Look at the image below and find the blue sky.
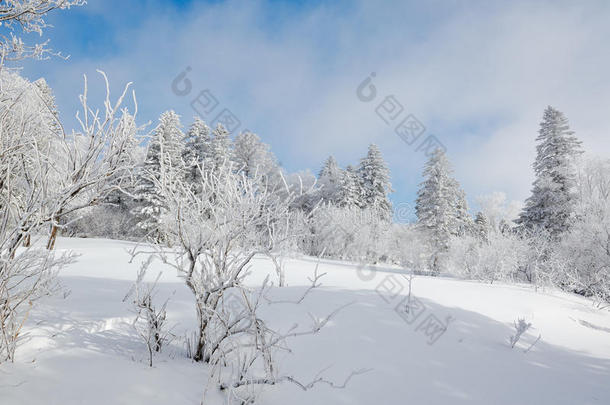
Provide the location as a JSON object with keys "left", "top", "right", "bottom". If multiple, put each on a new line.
{"left": 15, "top": 0, "right": 610, "bottom": 217}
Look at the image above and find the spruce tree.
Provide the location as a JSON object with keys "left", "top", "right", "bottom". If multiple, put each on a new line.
{"left": 318, "top": 156, "right": 343, "bottom": 204}
{"left": 208, "top": 123, "right": 233, "bottom": 171}
{"left": 133, "top": 111, "right": 184, "bottom": 241}
{"left": 455, "top": 188, "right": 474, "bottom": 236}
{"left": 416, "top": 149, "right": 455, "bottom": 252}
{"left": 498, "top": 219, "right": 511, "bottom": 235}
{"left": 474, "top": 211, "right": 490, "bottom": 242}
{"left": 182, "top": 117, "right": 211, "bottom": 189}
{"left": 156, "top": 110, "right": 184, "bottom": 171}
{"left": 515, "top": 106, "right": 582, "bottom": 238}
{"left": 337, "top": 164, "right": 361, "bottom": 208}
{"left": 357, "top": 144, "right": 392, "bottom": 218}
{"left": 33, "top": 78, "right": 62, "bottom": 138}
{"left": 416, "top": 149, "right": 470, "bottom": 272}
{"left": 233, "top": 131, "right": 277, "bottom": 180}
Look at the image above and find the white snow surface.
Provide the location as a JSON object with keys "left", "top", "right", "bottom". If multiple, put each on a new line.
{"left": 2, "top": 237, "right": 610, "bottom": 404}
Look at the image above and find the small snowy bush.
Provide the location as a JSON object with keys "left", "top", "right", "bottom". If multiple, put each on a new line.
{"left": 508, "top": 318, "right": 531, "bottom": 349}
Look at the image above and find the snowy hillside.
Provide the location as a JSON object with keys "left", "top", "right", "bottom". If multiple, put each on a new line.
{"left": 2, "top": 238, "right": 609, "bottom": 405}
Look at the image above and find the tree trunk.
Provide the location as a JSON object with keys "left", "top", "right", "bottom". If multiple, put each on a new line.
{"left": 23, "top": 234, "right": 31, "bottom": 248}
{"left": 47, "top": 223, "right": 59, "bottom": 250}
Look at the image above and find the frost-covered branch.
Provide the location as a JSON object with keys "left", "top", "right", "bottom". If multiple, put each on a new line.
{"left": 0, "top": 0, "right": 85, "bottom": 62}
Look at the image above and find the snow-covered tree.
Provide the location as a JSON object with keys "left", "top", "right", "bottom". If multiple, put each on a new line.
{"left": 1, "top": 70, "right": 140, "bottom": 361}
{"left": 182, "top": 117, "right": 211, "bottom": 191}
{"left": 66, "top": 110, "right": 144, "bottom": 240}
{"left": 156, "top": 110, "right": 184, "bottom": 170}
{"left": 498, "top": 219, "right": 512, "bottom": 235}
{"left": 307, "top": 203, "right": 391, "bottom": 262}
{"left": 448, "top": 230, "right": 527, "bottom": 283}
{"left": 415, "top": 149, "right": 470, "bottom": 273}
{"left": 0, "top": 0, "right": 85, "bottom": 61}
{"left": 33, "top": 78, "right": 62, "bottom": 138}
{"left": 133, "top": 111, "right": 184, "bottom": 241}
{"left": 553, "top": 158, "right": 610, "bottom": 303}
{"left": 233, "top": 131, "right": 278, "bottom": 180}
{"left": 337, "top": 165, "right": 361, "bottom": 208}
{"left": 476, "top": 191, "right": 522, "bottom": 232}
{"left": 455, "top": 188, "right": 473, "bottom": 236}
{"left": 516, "top": 106, "right": 582, "bottom": 238}
{"left": 135, "top": 154, "right": 359, "bottom": 399}
{"left": 318, "top": 156, "right": 343, "bottom": 204}
{"left": 357, "top": 144, "right": 392, "bottom": 218}
{"left": 207, "top": 123, "right": 233, "bottom": 173}
{"left": 474, "top": 211, "right": 490, "bottom": 242}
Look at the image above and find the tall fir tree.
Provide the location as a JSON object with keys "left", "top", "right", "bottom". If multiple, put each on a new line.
{"left": 208, "top": 123, "right": 233, "bottom": 172}
{"left": 337, "top": 164, "right": 361, "bottom": 208}
{"left": 515, "top": 106, "right": 582, "bottom": 238}
{"left": 233, "top": 131, "right": 277, "bottom": 180}
{"left": 33, "top": 78, "right": 62, "bottom": 138}
{"left": 357, "top": 144, "right": 393, "bottom": 218}
{"left": 455, "top": 188, "right": 474, "bottom": 236}
{"left": 416, "top": 149, "right": 470, "bottom": 271}
{"left": 156, "top": 110, "right": 184, "bottom": 171}
{"left": 182, "top": 117, "right": 211, "bottom": 189}
{"left": 133, "top": 110, "right": 184, "bottom": 241}
{"left": 318, "top": 156, "right": 343, "bottom": 204}
{"left": 416, "top": 149, "right": 454, "bottom": 251}
{"left": 474, "top": 211, "right": 490, "bottom": 242}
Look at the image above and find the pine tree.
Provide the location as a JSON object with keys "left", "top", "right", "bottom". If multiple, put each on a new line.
{"left": 133, "top": 111, "right": 184, "bottom": 241}
{"left": 515, "top": 106, "right": 582, "bottom": 238}
{"left": 337, "top": 165, "right": 361, "bottom": 208}
{"left": 357, "top": 144, "right": 392, "bottom": 218}
{"left": 103, "top": 111, "right": 140, "bottom": 208}
{"left": 182, "top": 117, "right": 211, "bottom": 189}
{"left": 416, "top": 149, "right": 454, "bottom": 252}
{"left": 156, "top": 110, "right": 184, "bottom": 171}
{"left": 498, "top": 219, "right": 511, "bottom": 235}
{"left": 208, "top": 123, "right": 233, "bottom": 172}
{"left": 416, "top": 149, "right": 470, "bottom": 272}
{"left": 33, "top": 78, "right": 62, "bottom": 138}
{"left": 455, "top": 188, "right": 474, "bottom": 236}
{"left": 233, "top": 131, "right": 277, "bottom": 180}
{"left": 318, "top": 156, "right": 343, "bottom": 204}
{"left": 474, "top": 211, "right": 490, "bottom": 242}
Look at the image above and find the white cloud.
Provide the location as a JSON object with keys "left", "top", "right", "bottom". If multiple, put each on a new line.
{"left": 25, "top": 0, "right": 610, "bottom": 207}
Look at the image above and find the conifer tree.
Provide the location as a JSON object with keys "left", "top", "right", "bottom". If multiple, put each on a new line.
{"left": 357, "top": 144, "right": 392, "bottom": 218}
{"left": 516, "top": 106, "right": 582, "bottom": 238}
{"left": 133, "top": 111, "right": 184, "bottom": 241}
{"left": 318, "top": 156, "right": 343, "bottom": 204}
{"left": 455, "top": 188, "right": 474, "bottom": 236}
{"left": 416, "top": 149, "right": 470, "bottom": 272}
{"left": 337, "top": 164, "right": 361, "bottom": 208}
{"left": 233, "top": 131, "right": 277, "bottom": 180}
{"left": 474, "top": 211, "right": 490, "bottom": 242}
{"left": 182, "top": 117, "right": 211, "bottom": 189}
{"left": 416, "top": 149, "right": 454, "bottom": 252}
{"left": 156, "top": 110, "right": 184, "bottom": 171}
{"left": 208, "top": 123, "right": 233, "bottom": 172}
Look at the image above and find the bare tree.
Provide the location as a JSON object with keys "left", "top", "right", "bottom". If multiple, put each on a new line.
{"left": 0, "top": 70, "right": 141, "bottom": 362}
{"left": 201, "top": 271, "right": 366, "bottom": 404}
{"left": 123, "top": 257, "right": 174, "bottom": 367}
{"left": 137, "top": 159, "right": 292, "bottom": 363}
{"left": 45, "top": 71, "right": 141, "bottom": 249}
{"left": 508, "top": 318, "right": 532, "bottom": 349}
{"left": 129, "top": 158, "right": 364, "bottom": 403}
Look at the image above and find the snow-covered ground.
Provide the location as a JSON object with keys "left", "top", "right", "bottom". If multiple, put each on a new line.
{"left": 2, "top": 237, "right": 610, "bottom": 404}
